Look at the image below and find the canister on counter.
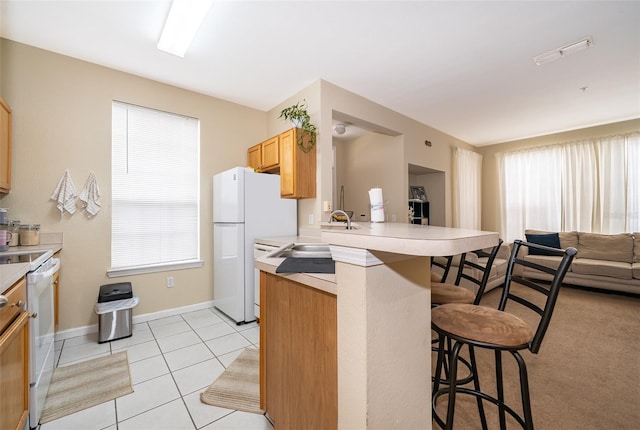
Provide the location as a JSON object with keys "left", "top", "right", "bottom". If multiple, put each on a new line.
{"left": 19, "top": 224, "right": 40, "bottom": 246}
{"left": 8, "top": 220, "right": 19, "bottom": 246}
{"left": 0, "top": 208, "right": 7, "bottom": 225}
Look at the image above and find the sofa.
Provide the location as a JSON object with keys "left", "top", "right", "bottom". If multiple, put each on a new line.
{"left": 431, "top": 243, "right": 512, "bottom": 295}
{"left": 520, "top": 229, "right": 640, "bottom": 295}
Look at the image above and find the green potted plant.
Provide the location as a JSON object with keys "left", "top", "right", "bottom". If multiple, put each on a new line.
{"left": 279, "top": 99, "right": 317, "bottom": 153}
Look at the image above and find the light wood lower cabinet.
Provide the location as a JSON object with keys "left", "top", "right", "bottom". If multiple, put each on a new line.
{"left": 260, "top": 272, "right": 337, "bottom": 430}
{"left": 53, "top": 251, "right": 61, "bottom": 332}
{"left": 0, "top": 311, "right": 29, "bottom": 430}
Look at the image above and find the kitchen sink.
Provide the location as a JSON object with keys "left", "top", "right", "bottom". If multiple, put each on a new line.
{"left": 267, "top": 243, "right": 332, "bottom": 259}
{"left": 320, "top": 222, "right": 363, "bottom": 230}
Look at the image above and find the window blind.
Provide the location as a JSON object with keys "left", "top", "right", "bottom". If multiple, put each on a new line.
{"left": 111, "top": 101, "right": 200, "bottom": 271}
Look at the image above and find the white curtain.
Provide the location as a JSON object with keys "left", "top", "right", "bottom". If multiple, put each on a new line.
{"left": 627, "top": 134, "right": 640, "bottom": 232}
{"left": 498, "top": 146, "right": 563, "bottom": 242}
{"left": 562, "top": 141, "right": 597, "bottom": 232}
{"left": 453, "top": 147, "right": 482, "bottom": 229}
{"left": 498, "top": 132, "right": 640, "bottom": 242}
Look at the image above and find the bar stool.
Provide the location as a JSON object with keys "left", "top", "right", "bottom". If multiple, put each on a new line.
{"left": 432, "top": 240, "right": 577, "bottom": 430}
{"left": 430, "top": 240, "right": 503, "bottom": 386}
{"left": 432, "top": 239, "right": 504, "bottom": 307}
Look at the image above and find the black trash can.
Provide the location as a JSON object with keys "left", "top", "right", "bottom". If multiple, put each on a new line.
{"left": 95, "top": 282, "right": 139, "bottom": 343}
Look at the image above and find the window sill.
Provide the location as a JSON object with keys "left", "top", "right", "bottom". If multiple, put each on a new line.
{"left": 107, "top": 260, "right": 204, "bottom": 278}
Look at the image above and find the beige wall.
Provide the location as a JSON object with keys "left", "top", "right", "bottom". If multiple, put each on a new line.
{"left": 263, "top": 79, "right": 476, "bottom": 230}
{"left": 264, "top": 81, "right": 322, "bottom": 228}
{"left": 335, "top": 132, "right": 404, "bottom": 222}
{"left": 272, "top": 80, "right": 475, "bottom": 231}
{"left": 1, "top": 39, "right": 480, "bottom": 333}
{"left": 477, "top": 118, "right": 640, "bottom": 235}
{"left": 0, "top": 39, "right": 267, "bottom": 332}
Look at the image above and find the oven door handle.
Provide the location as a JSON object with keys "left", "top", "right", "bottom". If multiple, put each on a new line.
{"left": 27, "top": 258, "right": 61, "bottom": 283}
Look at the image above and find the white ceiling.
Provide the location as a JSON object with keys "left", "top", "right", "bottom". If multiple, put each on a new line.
{"left": 1, "top": 1, "right": 639, "bottom": 146}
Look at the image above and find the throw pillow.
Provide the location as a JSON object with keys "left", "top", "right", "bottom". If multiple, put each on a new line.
{"left": 525, "top": 233, "right": 561, "bottom": 256}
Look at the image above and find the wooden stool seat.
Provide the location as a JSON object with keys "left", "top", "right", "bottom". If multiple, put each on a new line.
{"left": 431, "top": 283, "right": 475, "bottom": 305}
{"left": 431, "top": 303, "right": 534, "bottom": 348}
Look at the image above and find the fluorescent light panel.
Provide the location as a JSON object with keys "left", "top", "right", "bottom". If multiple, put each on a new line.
{"left": 533, "top": 36, "right": 593, "bottom": 66}
{"left": 157, "top": 0, "right": 214, "bottom": 57}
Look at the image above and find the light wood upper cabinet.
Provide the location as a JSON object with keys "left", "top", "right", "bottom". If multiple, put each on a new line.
{"left": 261, "top": 136, "right": 279, "bottom": 170}
{"left": 249, "top": 136, "right": 279, "bottom": 172}
{"left": 0, "top": 97, "right": 12, "bottom": 193}
{"left": 247, "top": 128, "right": 316, "bottom": 199}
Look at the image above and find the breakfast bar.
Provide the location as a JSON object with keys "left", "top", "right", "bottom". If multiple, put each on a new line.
{"left": 257, "top": 223, "right": 498, "bottom": 429}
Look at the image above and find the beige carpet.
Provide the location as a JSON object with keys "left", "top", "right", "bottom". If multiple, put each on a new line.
{"left": 40, "top": 351, "right": 133, "bottom": 424}
{"left": 200, "top": 347, "right": 264, "bottom": 414}
{"left": 433, "top": 285, "right": 640, "bottom": 429}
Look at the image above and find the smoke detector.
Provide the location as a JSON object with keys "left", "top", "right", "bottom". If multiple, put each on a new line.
{"left": 334, "top": 124, "right": 347, "bottom": 135}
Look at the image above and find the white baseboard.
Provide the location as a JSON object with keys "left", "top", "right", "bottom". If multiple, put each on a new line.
{"left": 55, "top": 300, "right": 216, "bottom": 341}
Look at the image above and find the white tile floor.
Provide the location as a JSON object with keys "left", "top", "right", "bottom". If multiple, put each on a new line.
{"left": 41, "top": 307, "right": 273, "bottom": 430}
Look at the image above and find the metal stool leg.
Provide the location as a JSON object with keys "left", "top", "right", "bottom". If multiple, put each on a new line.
{"left": 444, "top": 341, "right": 464, "bottom": 429}
{"left": 495, "top": 350, "right": 507, "bottom": 429}
{"left": 433, "top": 335, "right": 446, "bottom": 395}
{"left": 513, "top": 351, "right": 534, "bottom": 430}
{"left": 469, "top": 345, "right": 488, "bottom": 430}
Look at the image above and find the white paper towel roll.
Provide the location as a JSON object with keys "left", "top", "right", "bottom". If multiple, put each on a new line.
{"left": 369, "top": 188, "right": 385, "bottom": 222}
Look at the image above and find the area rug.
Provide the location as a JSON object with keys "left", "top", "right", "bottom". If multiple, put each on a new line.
{"left": 200, "top": 348, "right": 264, "bottom": 414}
{"left": 40, "top": 351, "right": 133, "bottom": 424}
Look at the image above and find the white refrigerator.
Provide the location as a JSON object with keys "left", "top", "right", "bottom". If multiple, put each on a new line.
{"left": 213, "top": 167, "right": 297, "bottom": 323}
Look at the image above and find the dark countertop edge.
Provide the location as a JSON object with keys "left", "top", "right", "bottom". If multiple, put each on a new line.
{"left": 255, "top": 257, "right": 337, "bottom": 296}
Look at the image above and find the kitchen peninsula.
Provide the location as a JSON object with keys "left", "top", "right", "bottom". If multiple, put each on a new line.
{"left": 256, "top": 223, "right": 498, "bottom": 429}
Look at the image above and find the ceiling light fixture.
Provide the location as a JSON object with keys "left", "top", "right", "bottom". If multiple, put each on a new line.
{"left": 157, "top": 0, "right": 214, "bottom": 58}
{"left": 533, "top": 36, "right": 593, "bottom": 66}
{"left": 334, "top": 124, "right": 347, "bottom": 135}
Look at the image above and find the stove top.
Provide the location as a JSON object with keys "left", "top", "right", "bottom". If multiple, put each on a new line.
{"left": 0, "top": 250, "right": 53, "bottom": 271}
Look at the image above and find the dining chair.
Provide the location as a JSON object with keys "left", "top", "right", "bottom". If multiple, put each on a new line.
{"left": 431, "top": 240, "right": 577, "bottom": 430}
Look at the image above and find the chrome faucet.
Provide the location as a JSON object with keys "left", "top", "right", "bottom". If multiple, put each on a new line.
{"left": 329, "top": 209, "right": 352, "bottom": 230}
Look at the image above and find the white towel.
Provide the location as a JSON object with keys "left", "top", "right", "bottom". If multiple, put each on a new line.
{"left": 79, "top": 171, "right": 101, "bottom": 218}
{"left": 50, "top": 169, "right": 78, "bottom": 216}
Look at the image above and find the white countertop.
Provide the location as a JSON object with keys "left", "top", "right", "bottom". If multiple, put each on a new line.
{"left": 254, "top": 234, "right": 325, "bottom": 248}
{"left": 0, "top": 242, "right": 63, "bottom": 293}
{"left": 321, "top": 222, "right": 499, "bottom": 256}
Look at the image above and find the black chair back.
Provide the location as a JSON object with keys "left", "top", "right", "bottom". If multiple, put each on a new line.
{"left": 431, "top": 255, "right": 454, "bottom": 283}
{"left": 500, "top": 239, "right": 577, "bottom": 354}
{"left": 455, "top": 239, "right": 504, "bottom": 304}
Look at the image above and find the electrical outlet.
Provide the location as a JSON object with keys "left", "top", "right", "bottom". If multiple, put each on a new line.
{"left": 391, "top": 214, "right": 397, "bottom": 222}
{"left": 308, "top": 214, "right": 314, "bottom": 225}
{"left": 166, "top": 276, "right": 174, "bottom": 288}
{"left": 323, "top": 201, "right": 332, "bottom": 212}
